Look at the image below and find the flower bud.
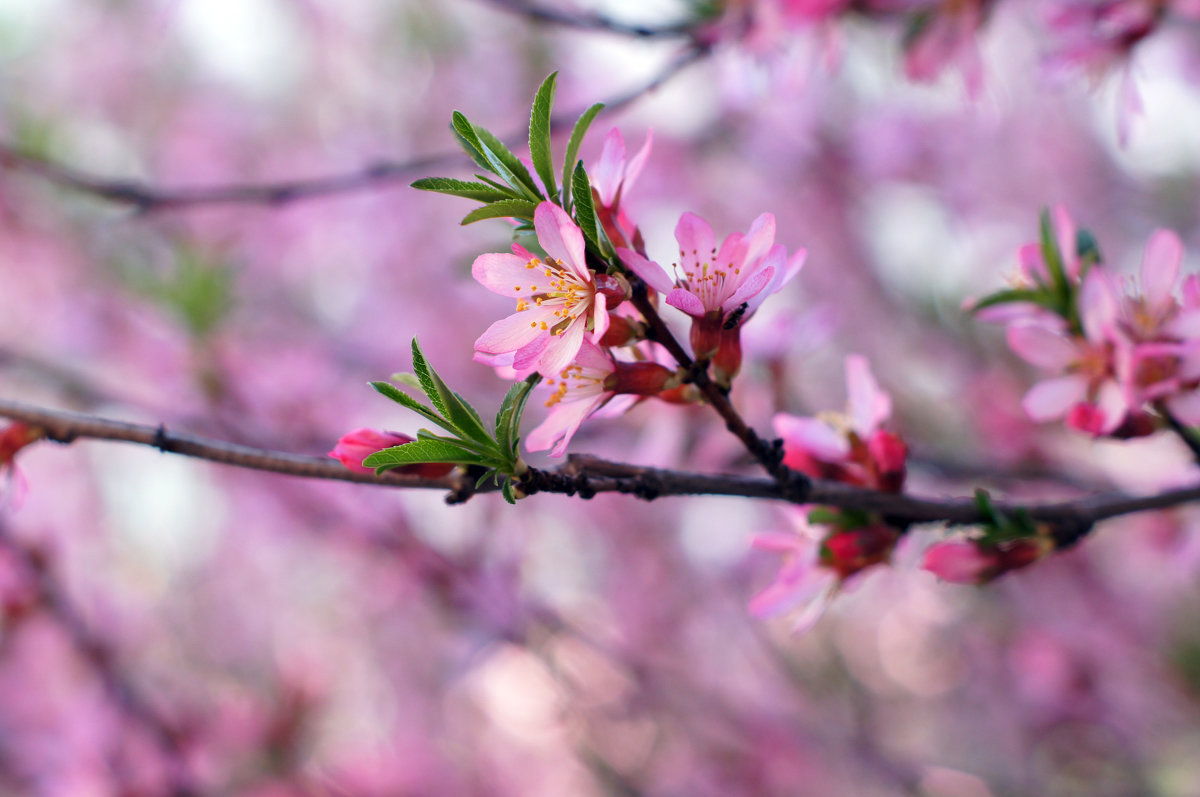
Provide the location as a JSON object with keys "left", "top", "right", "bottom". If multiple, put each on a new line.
{"left": 604, "top": 362, "right": 678, "bottom": 397}
{"left": 921, "top": 541, "right": 999, "bottom": 584}
{"left": 0, "top": 423, "right": 43, "bottom": 467}
{"left": 598, "top": 313, "right": 644, "bottom": 348}
{"left": 867, "top": 429, "right": 907, "bottom": 492}
{"left": 329, "top": 428, "right": 453, "bottom": 478}
{"left": 821, "top": 524, "right": 898, "bottom": 579}
{"left": 690, "top": 313, "right": 724, "bottom": 361}
{"left": 593, "top": 273, "right": 630, "bottom": 306}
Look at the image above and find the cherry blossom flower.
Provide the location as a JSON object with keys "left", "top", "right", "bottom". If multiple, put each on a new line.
{"left": 772, "top": 355, "right": 907, "bottom": 491}
{"left": 1007, "top": 228, "right": 1200, "bottom": 433}
{"left": 473, "top": 202, "right": 615, "bottom": 378}
{"left": 525, "top": 340, "right": 677, "bottom": 457}
{"left": 329, "top": 428, "right": 453, "bottom": 477}
{"left": 619, "top": 212, "right": 805, "bottom": 384}
{"left": 750, "top": 510, "right": 898, "bottom": 633}
{"left": 592, "top": 128, "right": 653, "bottom": 249}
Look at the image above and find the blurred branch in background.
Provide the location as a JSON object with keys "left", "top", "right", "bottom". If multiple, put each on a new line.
{"left": 0, "top": 44, "right": 709, "bottom": 213}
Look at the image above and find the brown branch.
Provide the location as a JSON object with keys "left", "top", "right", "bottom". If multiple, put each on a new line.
{"left": 477, "top": 0, "right": 706, "bottom": 38}
{"left": 0, "top": 45, "right": 710, "bottom": 212}
{"left": 3, "top": 398, "right": 1197, "bottom": 533}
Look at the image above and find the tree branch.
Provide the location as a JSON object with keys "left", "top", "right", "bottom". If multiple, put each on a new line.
{"left": 0, "top": 44, "right": 710, "bottom": 213}
{"left": 477, "top": 0, "right": 706, "bottom": 38}
{"left": 3, "top": 398, "right": 1195, "bottom": 533}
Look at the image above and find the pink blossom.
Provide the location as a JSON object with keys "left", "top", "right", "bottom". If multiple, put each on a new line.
{"left": 973, "top": 205, "right": 1081, "bottom": 325}
{"left": 592, "top": 128, "right": 652, "bottom": 211}
{"left": 618, "top": 212, "right": 805, "bottom": 384}
{"left": 772, "top": 355, "right": 908, "bottom": 490}
{"left": 328, "top": 428, "right": 453, "bottom": 477}
{"left": 748, "top": 512, "right": 838, "bottom": 633}
{"left": 524, "top": 340, "right": 676, "bottom": 457}
{"left": 902, "top": 0, "right": 986, "bottom": 98}
{"left": 472, "top": 202, "right": 610, "bottom": 378}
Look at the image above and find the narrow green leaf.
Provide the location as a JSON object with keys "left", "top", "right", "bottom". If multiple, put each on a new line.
{"left": 501, "top": 479, "right": 517, "bottom": 504}
{"left": 1038, "top": 208, "right": 1068, "bottom": 297}
{"left": 370, "top": 381, "right": 441, "bottom": 425}
{"left": 968, "top": 288, "right": 1059, "bottom": 315}
{"left": 411, "top": 339, "right": 494, "bottom": 447}
{"left": 410, "top": 339, "right": 451, "bottom": 421}
{"left": 461, "top": 200, "right": 538, "bottom": 226}
{"left": 475, "top": 125, "right": 543, "bottom": 200}
{"left": 571, "top": 162, "right": 603, "bottom": 250}
{"left": 451, "top": 111, "right": 492, "bottom": 171}
{"left": 475, "top": 174, "right": 512, "bottom": 193}
{"left": 411, "top": 176, "right": 517, "bottom": 202}
{"left": 562, "top": 103, "right": 603, "bottom": 209}
{"left": 366, "top": 438, "right": 484, "bottom": 471}
{"left": 529, "top": 72, "right": 558, "bottom": 200}
{"left": 502, "top": 375, "right": 539, "bottom": 460}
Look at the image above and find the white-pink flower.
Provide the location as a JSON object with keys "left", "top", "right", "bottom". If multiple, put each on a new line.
{"left": 618, "top": 211, "right": 806, "bottom": 325}
{"left": 473, "top": 202, "right": 609, "bottom": 378}
{"left": 748, "top": 510, "right": 838, "bottom": 633}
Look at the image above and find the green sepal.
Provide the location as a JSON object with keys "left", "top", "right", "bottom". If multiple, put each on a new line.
{"left": 529, "top": 72, "right": 558, "bottom": 201}
{"left": 411, "top": 177, "right": 518, "bottom": 202}
{"left": 807, "top": 507, "right": 842, "bottom": 527}
{"left": 461, "top": 200, "right": 539, "bottom": 226}
{"left": 562, "top": 103, "right": 603, "bottom": 210}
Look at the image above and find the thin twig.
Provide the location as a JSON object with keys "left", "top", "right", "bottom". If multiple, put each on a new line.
{"left": 478, "top": 0, "right": 705, "bottom": 38}
{"left": 3, "top": 398, "right": 1196, "bottom": 531}
{"left": 0, "top": 45, "right": 710, "bottom": 213}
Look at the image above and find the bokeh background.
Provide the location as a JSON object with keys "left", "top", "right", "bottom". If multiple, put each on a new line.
{"left": 4, "top": 0, "right": 1200, "bottom": 794}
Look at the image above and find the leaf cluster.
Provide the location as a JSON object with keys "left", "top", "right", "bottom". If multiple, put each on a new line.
{"left": 365, "top": 339, "right": 538, "bottom": 503}
{"left": 970, "top": 208, "right": 1102, "bottom": 335}
{"left": 411, "top": 71, "right": 610, "bottom": 257}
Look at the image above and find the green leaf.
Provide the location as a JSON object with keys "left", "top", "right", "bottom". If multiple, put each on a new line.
{"left": 562, "top": 103, "right": 603, "bottom": 209}
{"left": 500, "top": 479, "right": 517, "bottom": 504}
{"left": 571, "top": 162, "right": 603, "bottom": 250}
{"left": 365, "top": 438, "right": 484, "bottom": 472}
{"left": 370, "top": 381, "right": 442, "bottom": 426}
{"left": 411, "top": 177, "right": 518, "bottom": 202}
{"left": 1038, "top": 208, "right": 1068, "bottom": 297}
{"left": 496, "top": 375, "right": 539, "bottom": 460}
{"left": 461, "top": 200, "right": 538, "bottom": 226}
{"left": 475, "top": 125, "right": 543, "bottom": 200}
{"left": 410, "top": 339, "right": 493, "bottom": 447}
{"left": 968, "top": 288, "right": 1059, "bottom": 315}
{"left": 529, "top": 72, "right": 558, "bottom": 201}
{"left": 451, "top": 112, "right": 493, "bottom": 172}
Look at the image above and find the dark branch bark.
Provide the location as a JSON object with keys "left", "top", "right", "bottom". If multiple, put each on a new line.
{"left": 2, "top": 398, "right": 1194, "bottom": 531}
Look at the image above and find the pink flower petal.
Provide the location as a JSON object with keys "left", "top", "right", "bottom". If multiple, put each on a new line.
{"left": 525, "top": 393, "right": 606, "bottom": 456}
{"left": 624, "top": 129, "right": 653, "bottom": 194}
{"left": 666, "top": 287, "right": 707, "bottom": 317}
{"left": 472, "top": 252, "right": 557, "bottom": 297}
{"left": 742, "top": 212, "right": 777, "bottom": 266}
{"left": 534, "top": 202, "right": 588, "bottom": 280}
{"left": 722, "top": 265, "right": 775, "bottom": 314}
{"left": 1167, "top": 390, "right": 1200, "bottom": 426}
{"left": 1080, "top": 269, "right": 1119, "bottom": 342}
{"left": 675, "top": 212, "right": 716, "bottom": 270}
{"left": 773, "top": 414, "right": 851, "bottom": 460}
{"left": 618, "top": 248, "right": 675, "bottom": 294}
{"left": 593, "top": 128, "right": 626, "bottom": 206}
{"left": 536, "top": 317, "right": 588, "bottom": 377}
{"left": 1141, "top": 229, "right": 1183, "bottom": 312}
{"left": 1022, "top": 375, "right": 1087, "bottom": 421}
{"left": 590, "top": 292, "right": 610, "bottom": 343}
{"left": 475, "top": 310, "right": 553, "bottom": 354}
{"left": 845, "top": 354, "right": 891, "bottom": 438}
{"left": 1006, "top": 321, "right": 1076, "bottom": 370}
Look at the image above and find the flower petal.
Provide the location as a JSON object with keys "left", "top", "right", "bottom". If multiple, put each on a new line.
{"left": 1006, "top": 321, "right": 1076, "bottom": 370}
{"left": 1080, "top": 270, "right": 1119, "bottom": 342}
{"left": 1141, "top": 229, "right": 1183, "bottom": 312}
{"left": 593, "top": 128, "right": 626, "bottom": 207}
{"left": 536, "top": 317, "right": 587, "bottom": 377}
{"left": 618, "top": 248, "right": 675, "bottom": 294}
{"left": 475, "top": 310, "right": 553, "bottom": 354}
{"left": 1022, "top": 375, "right": 1087, "bottom": 421}
{"left": 666, "top": 288, "right": 707, "bottom": 317}
{"left": 472, "top": 252, "right": 557, "bottom": 297}
{"left": 773, "top": 414, "right": 851, "bottom": 461}
{"left": 845, "top": 355, "right": 891, "bottom": 437}
{"left": 534, "top": 202, "right": 589, "bottom": 279}
{"left": 525, "top": 394, "right": 606, "bottom": 456}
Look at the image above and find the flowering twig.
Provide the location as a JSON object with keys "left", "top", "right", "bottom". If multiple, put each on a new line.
{"left": 4, "top": 399, "right": 1198, "bottom": 535}
{"left": 0, "top": 45, "right": 709, "bottom": 213}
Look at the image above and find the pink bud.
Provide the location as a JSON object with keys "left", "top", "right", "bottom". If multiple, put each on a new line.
{"left": 604, "top": 361, "right": 678, "bottom": 397}
{"left": 328, "top": 428, "right": 453, "bottom": 477}
{"left": 867, "top": 429, "right": 907, "bottom": 492}
{"left": 921, "top": 541, "right": 999, "bottom": 584}
{"left": 822, "top": 524, "right": 898, "bottom": 579}
{"left": 0, "top": 423, "right": 42, "bottom": 467}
